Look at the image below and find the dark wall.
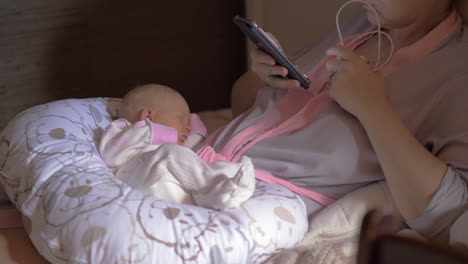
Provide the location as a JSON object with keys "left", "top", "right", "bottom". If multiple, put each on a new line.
{"left": 0, "top": 1, "right": 246, "bottom": 130}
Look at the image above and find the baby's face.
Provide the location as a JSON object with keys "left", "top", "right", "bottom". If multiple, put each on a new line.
{"left": 152, "top": 109, "right": 190, "bottom": 144}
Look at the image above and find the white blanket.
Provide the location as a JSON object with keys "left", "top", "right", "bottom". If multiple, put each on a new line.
{"left": 263, "top": 181, "right": 402, "bottom": 264}
{"left": 99, "top": 118, "right": 256, "bottom": 210}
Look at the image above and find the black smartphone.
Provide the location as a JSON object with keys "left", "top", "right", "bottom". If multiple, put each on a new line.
{"left": 233, "top": 15, "right": 310, "bottom": 89}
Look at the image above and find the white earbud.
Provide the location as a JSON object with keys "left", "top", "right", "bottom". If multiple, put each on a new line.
{"left": 336, "top": 0, "right": 394, "bottom": 71}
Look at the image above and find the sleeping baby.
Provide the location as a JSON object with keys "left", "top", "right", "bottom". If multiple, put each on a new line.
{"left": 99, "top": 84, "right": 255, "bottom": 210}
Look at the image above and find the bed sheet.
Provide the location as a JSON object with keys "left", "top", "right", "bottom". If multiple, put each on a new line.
{"left": 0, "top": 98, "right": 308, "bottom": 264}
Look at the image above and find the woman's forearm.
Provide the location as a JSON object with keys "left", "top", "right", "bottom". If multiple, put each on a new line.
{"left": 358, "top": 102, "right": 447, "bottom": 221}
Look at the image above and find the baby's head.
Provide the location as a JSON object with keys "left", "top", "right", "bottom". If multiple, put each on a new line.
{"left": 119, "top": 84, "right": 190, "bottom": 143}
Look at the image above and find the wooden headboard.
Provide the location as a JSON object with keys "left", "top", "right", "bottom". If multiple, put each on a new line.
{"left": 0, "top": 1, "right": 246, "bottom": 130}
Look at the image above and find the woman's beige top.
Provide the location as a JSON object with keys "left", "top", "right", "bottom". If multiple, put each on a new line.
{"left": 210, "top": 12, "right": 468, "bottom": 238}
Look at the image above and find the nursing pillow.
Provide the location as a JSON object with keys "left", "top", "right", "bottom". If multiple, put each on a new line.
{"left": 0, "top": 98, "right": 308, "bottom": 264}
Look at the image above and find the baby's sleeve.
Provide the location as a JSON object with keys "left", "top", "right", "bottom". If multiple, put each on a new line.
{"left": 188, "top": 113, "right": 207, "bottom": 137}
{"left": 98, "top": 119, "right": 155, "bottom": 169}
{"left": 183, "top": 114, "right": 207, "bottom": 149}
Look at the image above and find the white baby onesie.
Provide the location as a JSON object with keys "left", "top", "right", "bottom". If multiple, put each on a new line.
{"left": 99, "top": 118, "right": 255, "bottom": 210}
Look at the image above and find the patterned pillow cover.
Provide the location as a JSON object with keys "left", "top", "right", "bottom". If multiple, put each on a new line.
{"left": 0, "top": 98, "right": 308, "bottom": 264}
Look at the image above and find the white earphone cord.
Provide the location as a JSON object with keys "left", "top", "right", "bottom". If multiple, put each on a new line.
{"left": 336, "top": 0, "right": 394, "bottom": 71}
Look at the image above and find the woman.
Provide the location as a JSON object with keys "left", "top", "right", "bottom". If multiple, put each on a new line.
{"left": 205, "top": 0, "right": 468, "bottom": 239}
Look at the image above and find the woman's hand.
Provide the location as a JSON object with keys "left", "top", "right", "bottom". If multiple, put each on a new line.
{"left": 325, "top": 46, "right": 388, "bottom": 120}
{"left": 250, "top": 33, "right": 301, "bottom": 89}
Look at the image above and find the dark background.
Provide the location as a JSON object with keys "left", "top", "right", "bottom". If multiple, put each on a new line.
{"left": 0, "top": 0, "right": 246, "bottom": 130}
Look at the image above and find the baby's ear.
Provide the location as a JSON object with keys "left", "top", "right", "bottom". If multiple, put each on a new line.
{"left": 139, "top": 108, "right": 153, "bottom": 121}
{"left": 114, "top": 105, "right": 123, "bottom": 120}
